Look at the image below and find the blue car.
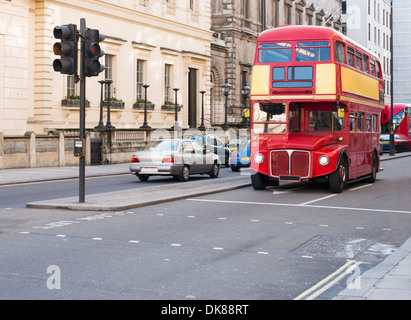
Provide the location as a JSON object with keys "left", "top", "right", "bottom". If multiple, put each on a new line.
{"left": 230, "top": 138, "right": 250, "bottom": 172}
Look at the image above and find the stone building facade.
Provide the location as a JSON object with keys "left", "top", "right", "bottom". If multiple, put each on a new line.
{"left": 1, "top": 0, "right": 212, "bottom": 135}
{"left": 0, "top": 0, "right": 342, "bottom": 138}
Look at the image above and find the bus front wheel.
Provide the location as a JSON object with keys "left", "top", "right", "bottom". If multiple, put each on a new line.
{"left": 329, "top": 159, "right": 347, "bottom": 193}
{"left": 251, "top": 172, "right": 268, "bottom": 190}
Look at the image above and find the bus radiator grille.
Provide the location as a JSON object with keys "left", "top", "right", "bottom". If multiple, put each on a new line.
{"left": 270, "top": 150, "right": 310, "bottom": 179}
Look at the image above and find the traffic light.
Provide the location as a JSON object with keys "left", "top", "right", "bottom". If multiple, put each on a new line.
{"left": 84, "top": 28, "right": 105, "bottom": 77}
{"left": 53, "top": 24, "right": 78, "bottom": 75}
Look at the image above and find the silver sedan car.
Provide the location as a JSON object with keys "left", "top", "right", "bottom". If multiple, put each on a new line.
{"left": 129, "top": 139, "right": 221, "bottom": 182}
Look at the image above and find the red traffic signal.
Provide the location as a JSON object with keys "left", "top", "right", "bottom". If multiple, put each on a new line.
{"left": 84, "top": 29, "right": 105, "bottom": 77}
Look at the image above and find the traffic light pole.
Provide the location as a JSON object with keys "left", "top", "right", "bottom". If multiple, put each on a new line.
{"left": 53, "top": 18, "right": 105, "bottom": 203}
{"left": 79, "top": 18, "right": 86, "bottom": 203}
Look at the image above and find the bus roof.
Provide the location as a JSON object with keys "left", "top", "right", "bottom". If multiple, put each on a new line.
{"left": 258, "top": 25, "right": 379, "bottom": 61}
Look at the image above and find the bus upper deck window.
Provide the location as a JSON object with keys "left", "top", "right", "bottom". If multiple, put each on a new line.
{"left": 296, "top": 41, "right": 330, "bottom": 62}
{"left": 259, "top": 43, "right": 292, "bottom": 63}
{"left": 370, "top": 60, "right": 376, "bottom": 76}
{"left": 364, "top": 56, "right": 370, "bottom": 73}
{"left": 347, "top": 47, "right": 355, "bottom": 68}
{"left": 356, "top": 52, "right": 363, "bottom": 71}
{"left": 375, "top": 62, "right": 382, "bottom": 78}
{"left": 335, "top": 41, "right": 346, "bottom": 64}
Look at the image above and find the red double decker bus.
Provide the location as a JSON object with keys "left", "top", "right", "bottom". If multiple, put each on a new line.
{"left": 380, "top": 104, "right": 411, "bottom": 152}
{"left": 250, "top": 26, "right": 385, "bottom": 193}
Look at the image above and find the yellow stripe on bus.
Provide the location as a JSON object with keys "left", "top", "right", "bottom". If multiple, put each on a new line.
{"left": 251, "top": 65, "right": 271, "bottom": 95}
{"left": 316, "top": 64, "right": 336, "bottom": 95}
{"left": 341, "top": 66, "right": 380, "bottom": 101}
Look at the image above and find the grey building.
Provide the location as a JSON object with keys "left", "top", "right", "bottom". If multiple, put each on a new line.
{"left": 342, "top": 0, "right": 392, "bottom": 104}
{"left": 392, "top": 0, "right": 411, "bottom": 104}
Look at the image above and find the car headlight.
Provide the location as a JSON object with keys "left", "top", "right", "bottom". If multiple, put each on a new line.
{"left": 254, "top": 153, "right": 265, "bottom": 164}
{"left": 319, "top": 155, "right": 330, "bottom": 166}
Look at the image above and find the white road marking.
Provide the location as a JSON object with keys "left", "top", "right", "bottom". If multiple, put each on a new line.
{"left": 92, "top": 237, "right": 103, "bottom": 241}
{"left": 349, "top": 184, "right": 373, "bottom": 191}
{"left": 299, "top": 194, "right": 337, "bottom": 206}
{"left": 187, "top": 198, "right": 411, "bottom": 215}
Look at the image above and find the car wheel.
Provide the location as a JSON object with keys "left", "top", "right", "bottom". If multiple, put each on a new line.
{"left": 177, "top": 166, "right": 190, "bottom": 182}
{"left": 137, "top": 174, "right": 149, "bottom": 182}
{"left": 231, "top": 165, "right": 240, "bottom": 172}
{"left": 209, "top": 163, "right": 219, "bottom": 178}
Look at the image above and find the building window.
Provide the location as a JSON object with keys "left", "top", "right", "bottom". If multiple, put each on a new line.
{"left": 66, "top": 75, "right": 78, "bottom": 97}
{"left": 105, "top": 54, "right": 114, "bottom": 99}
{"left": 342, "top": 1, "right": 347, "bottom": 14}
{"left": 244, "top": 0, "right": 250, "bottom": 19}
{"left": 189, "top": 0, "right": 196, "bottom": 11}
{"left": 164, "top": 64, "right": 173, "bottom": 102}
{"left": 272, "top": 0, "right": 279, "bottom": 27}
{"left": 374, "top": 27, "right": 377, "bottom": 44}
{"left": 136, "top": 59, "right": 145, "bottom": 101}
{"left": 368, "top": 23, "right": 371, "bottom": 41}
{"left": 285, "top": 3, "right": 292, "bottom": 24}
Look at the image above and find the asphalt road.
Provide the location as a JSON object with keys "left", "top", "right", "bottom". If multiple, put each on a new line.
{"left": 0, "top": 157, "right": 410, "bottom": 302}
{"left": 0, "top": 167, "right": 237, "bottom": 209}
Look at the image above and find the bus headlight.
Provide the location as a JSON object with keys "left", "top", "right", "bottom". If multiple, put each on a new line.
{"left": 254, "top": 153, "right": 265, "bottom": 164}
{"left": 319, "top": 155, "right": 330, "bottom": 166}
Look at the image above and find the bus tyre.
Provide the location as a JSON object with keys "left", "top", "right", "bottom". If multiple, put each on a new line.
{"left": 251, "top": 172, "right": 267, "bottom": 190}
{"left": 329, "top": 159, "right": 347, "bottom": 193}
{"left": 367, "top": 154, "right": 378, "bottom": 183}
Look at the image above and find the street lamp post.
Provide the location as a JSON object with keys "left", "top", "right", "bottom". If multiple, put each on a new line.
{"left": 105, "top": 80, "right": 115, "bottom": 130}
{"left": 140, "top": 84, "right": 151, "bottom": 130}
{"left": 172, "top": 88, "right": 181, "bottom": 131}
{"left": 198, "top": 90, "right": 206, "bottom": 131}
{"left": 222, "top": 81, "right": 231, "bottom": 131}
{"left": 389, "top": 0, "right": 395, "bottom": 156}
{"left": 242, "top": 84, "right": 251, "bottom": 128}
{"left": 95, "top": 80, "right": 106, "bottom": 129}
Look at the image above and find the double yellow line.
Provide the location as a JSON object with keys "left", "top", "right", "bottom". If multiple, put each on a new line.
{"left": 294, "top": 260, "right": 365, "bottom": 300}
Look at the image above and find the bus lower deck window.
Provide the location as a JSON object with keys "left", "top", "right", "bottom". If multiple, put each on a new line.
{"left": 350, "top": 113, "right": 357, "bottom": 131}
{"left": 309, "top": 111, "right": 344, "bottom": 131}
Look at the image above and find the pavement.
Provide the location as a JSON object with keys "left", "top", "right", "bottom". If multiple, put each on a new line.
{"left": 0, "top": 151, "right": 410, "bottom": 300}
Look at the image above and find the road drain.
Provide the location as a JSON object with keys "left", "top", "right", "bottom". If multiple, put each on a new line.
{"left": 291, "top": 235, "right": 373, "bottom": 259}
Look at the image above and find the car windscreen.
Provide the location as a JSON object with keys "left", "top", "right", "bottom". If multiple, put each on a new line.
{"left": 143, "top": 140, "right": 180, "bottom": 152}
